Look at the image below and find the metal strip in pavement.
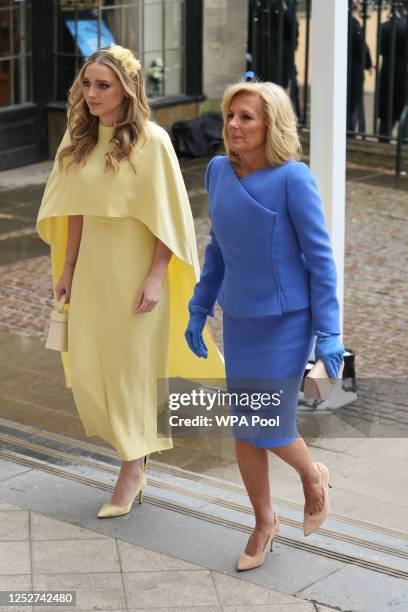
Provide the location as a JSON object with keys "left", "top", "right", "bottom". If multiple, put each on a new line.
{"left": 1, "top": 427, "right": 408, "bottom": 563}
{"left": 0, "top": 446, "right": 407, "bottom": 581}
{"left": 0, "top": 417, "right": 407, "bottom": 542}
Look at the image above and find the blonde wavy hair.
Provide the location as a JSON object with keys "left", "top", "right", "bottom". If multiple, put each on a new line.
{"left": 58, "top": 48, "right": 150, "bottom": 173}
{"left": 221, "top": 81, "right": 301, "bottom": 166}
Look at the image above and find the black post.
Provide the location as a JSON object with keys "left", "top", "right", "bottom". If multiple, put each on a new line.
{"left": 185, "top": 0, "right": 203, "bottom": 96}
{"left": 32, "top": 0, "right": 54, "bottom": 153}
{"left": 289, "top": 0, "right": 300, "bottom": 117}
{"left": 301, "top": 0, "right": 311, "bottom": 127}
{"left": 404, "top": 1, "right": 408, "bottom": 141}
{"left": 373, "top": 0, "right": 383, "bottom": 135}
{"left": 265, "top": 0, "right": 272, "bottom": 81}
{"left": 359, "top": 0, "right": 369, "bottom": 137}
{"left": 32, "top": 0, "right": 54, "bottom": 106}
{"left": 396, "top": 105, "right": 408, "bottom": 175}
{"left": 277, "top": 0, "right": 284, "bottom": 85}
{"left": 347, "top": 0, "right": 353, "bottom": 135}
{"left": 386, "top": 0, "right": 397, "bottom": 138}
{"left": 250, "top": 0, "right": 261, "bottom": 75}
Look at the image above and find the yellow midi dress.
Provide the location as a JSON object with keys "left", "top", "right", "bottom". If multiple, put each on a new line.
{"left": 37, "top": 121, "right": 224, "bottom": 461}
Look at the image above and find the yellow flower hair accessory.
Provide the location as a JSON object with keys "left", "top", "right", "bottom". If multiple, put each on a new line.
{"left": 107, "top": 44, "right": 141, "bottom": 77}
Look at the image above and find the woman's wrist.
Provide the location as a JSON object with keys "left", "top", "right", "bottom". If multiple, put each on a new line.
{"left": 64, "top": 260, "right": 76, "bottom": 269}
{"left": 146, "top": 271, "right": 165, "bottom": 284}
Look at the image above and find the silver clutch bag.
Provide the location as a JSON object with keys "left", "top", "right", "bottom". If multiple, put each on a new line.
{"left": 46, "top": 294, "right": 68, "bottom": 352}
{"left": 304, "top": 358, "right": 344, "bottom": 401}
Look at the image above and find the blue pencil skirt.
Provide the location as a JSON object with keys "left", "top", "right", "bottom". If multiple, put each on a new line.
{"left": 222, "top": 307, "right": 314, "bottom": 448}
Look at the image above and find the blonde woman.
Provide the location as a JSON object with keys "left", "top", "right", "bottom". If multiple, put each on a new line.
{"left": 185, "top": 82, "right": 344, "bottom": 570}
{"left": 37, "top": 45, "right": 222, "bottom": 519}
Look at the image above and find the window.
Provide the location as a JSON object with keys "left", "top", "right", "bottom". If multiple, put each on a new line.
{"left": 142, "top": 0, "right": 185, "bottom": 97}
{"left": 53, "top": 0, "right": 185, "bottom": 101}
{"left": 0, "top": 0, "right": 32, "bottom": 108}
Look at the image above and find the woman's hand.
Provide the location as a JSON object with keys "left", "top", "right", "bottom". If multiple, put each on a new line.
{"left": 314, "top": 331, "right": 345, "bottom": 379}
{"left": 184, "top": 304, "right": 208, "bottom": 358}
{"left": 133, "top": 275, "right": 163, "bottom": 314}
{"left": 55, "top": 263, "right": 75, "bottom": 302}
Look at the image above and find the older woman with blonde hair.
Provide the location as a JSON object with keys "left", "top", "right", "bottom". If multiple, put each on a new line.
{"left": 37, "top": 45, "right": 222, "bottom": 519}
{"left": 185, "top": 81, "right": 344, "bottom": 570}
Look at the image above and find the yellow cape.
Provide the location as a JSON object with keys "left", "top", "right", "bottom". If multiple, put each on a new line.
{"left": 37, "top": 121, "right": 225, "bottom": 386}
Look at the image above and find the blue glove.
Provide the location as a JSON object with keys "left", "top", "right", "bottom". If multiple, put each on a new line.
{"left": 185, "top": 304, "right": 208, "bottom": 359}
{"left": 314, "top": 331, "right": 345, "bottom": 379}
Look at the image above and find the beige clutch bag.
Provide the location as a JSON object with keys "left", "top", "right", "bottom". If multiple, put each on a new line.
{"left": 46, "top": 294, "right": 68, "bottom": 352}
{"left": 304, "top": 358, "right": 344, "bottom": 401}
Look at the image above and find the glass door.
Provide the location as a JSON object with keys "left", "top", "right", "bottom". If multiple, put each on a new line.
{"left": 0, "top": 0, "right": 49, "bottom": 170}
{"left": 0, "top": 0, "right": 32, "bottom": 108}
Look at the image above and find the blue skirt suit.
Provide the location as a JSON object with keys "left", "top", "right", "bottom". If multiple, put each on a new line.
{"left": 190, "top": 156, "right": 340, "bottom": 448}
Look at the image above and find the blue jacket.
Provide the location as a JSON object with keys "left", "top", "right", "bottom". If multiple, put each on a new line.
{"left": 191, "top": 155, "right": 340, "bottom": 334}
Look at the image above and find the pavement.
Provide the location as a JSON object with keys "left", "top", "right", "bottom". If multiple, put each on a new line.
{"left": 0, "top": 155, "right": 408, "bottom": 611}
{"left": 1, "top": 486, "right": 334, "bottom": 612}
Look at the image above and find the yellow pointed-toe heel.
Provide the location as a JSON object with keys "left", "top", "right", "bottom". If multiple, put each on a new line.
{"left": 97, "top": 456, "right": 148, "bottom": 519}
{"left": 236, "top": 512, "right": 280, "bottom": 572}
{"left": 303, "top": 461, "right": 332, "bottom": 536}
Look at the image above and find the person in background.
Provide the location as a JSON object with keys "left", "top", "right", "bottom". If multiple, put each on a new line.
{"left": 347, "top": 0, "right": 374, "bottom": 134}
{"left": 378, "top": 1, "right": 408, "bottom": 140}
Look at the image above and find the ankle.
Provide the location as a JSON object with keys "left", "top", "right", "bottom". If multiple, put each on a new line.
{"left": 121, "top": 457, "right": 144, "bottom": 477}
{"left": 255, "top": 512, "right": 276, "bottom": 531}
{"left": 300, "top": 463, "right": 320, "bottom": 485}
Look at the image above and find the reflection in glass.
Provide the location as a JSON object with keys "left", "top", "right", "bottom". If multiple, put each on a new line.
{"left": 54, "top": 0, "right": 144, "bottom": 100}
{"left": 145, "top": 52, "right": 164, "bottom": 97}
{"left": 141, "top": 0, "right": 185, "bottom": 97}
{"left": 165, "top": 0, "right": 182, "bottom": 50}
{"left": 52, "top": 0, "right": 185, "bottom": 101}
{"left": 164, "top": 48, "right": 183, "bottom": 96}
{"left": 143, "top": 2, "right": 162, "bottom": 54}
{"left": 0, "top": 2, "right": 32, "bottom": 107}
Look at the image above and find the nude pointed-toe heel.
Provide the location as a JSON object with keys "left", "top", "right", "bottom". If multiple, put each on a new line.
{"left": 97, "top": 457, "right": 148, "bottom": 519}
{"left": 303, "top": 461, "right": 332, "bottom": 536}
{"left": 236, "top": 513, "right": 280, "bottom": 572}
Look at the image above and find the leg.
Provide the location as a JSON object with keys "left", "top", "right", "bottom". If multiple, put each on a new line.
{"left": 269, "top": 437, "right": 325, "bottom": 516}
{"left": 110, "top": 456, "right": 145, "bottom": 506}
{"left": 235, "top": 439, "right": 276, "bottom": 555}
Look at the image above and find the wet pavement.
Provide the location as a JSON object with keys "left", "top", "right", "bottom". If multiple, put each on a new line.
{"left": 1, "top": 157, "right": 407, "bottom": 374}
{"left": 0, "top": 156, "right": 408, "bottom": 611}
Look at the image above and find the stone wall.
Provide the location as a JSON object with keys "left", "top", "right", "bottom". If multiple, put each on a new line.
{"left": 203, "top": 0, "right": 248, "bottom": 100}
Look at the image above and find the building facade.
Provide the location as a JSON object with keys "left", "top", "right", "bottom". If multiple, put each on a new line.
{"left": 0, "top": 0, "right": 206, "bottom": 169}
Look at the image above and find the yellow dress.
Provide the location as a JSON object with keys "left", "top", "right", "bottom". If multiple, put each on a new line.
{"left": 37, "top": 121, "right": 224, "bottom": 460}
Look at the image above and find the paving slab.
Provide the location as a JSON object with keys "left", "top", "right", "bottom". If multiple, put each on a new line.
{"left": 0, "top": 541, "right": 31, "bottom": 575}
{"left": 31, "top": 539, "right": 121, "bottom": 575}
{"left": 122, "top": 569, "right": 220, "bottom": 608}
{"left": 30, "top": 511, "right": 110, "bottom": 541}
{"left": 32, "top": 572, "right": 126, "bottom": 612}
{"left": 222, "top": 606, "right": 316, "bottom": 612}
{"left": 298, "top": 563, "right": 408, "bottom": 611}
{"left": 128, "top": 608, "right": 220, "bottom": 612}
{"left": 117, "top": 539, "right": 202, "bottom": 572}
{"left": 0, "top": 510, "right": 29, "bottom": 541}
{"left": 0, "top": 500, "right": 22, "bottom": 511}
{"left": 212, "top": 571, "right": 315, "bottom": 607}
{"left": 0, "top": 574, "right": 33, "bottom": 612}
